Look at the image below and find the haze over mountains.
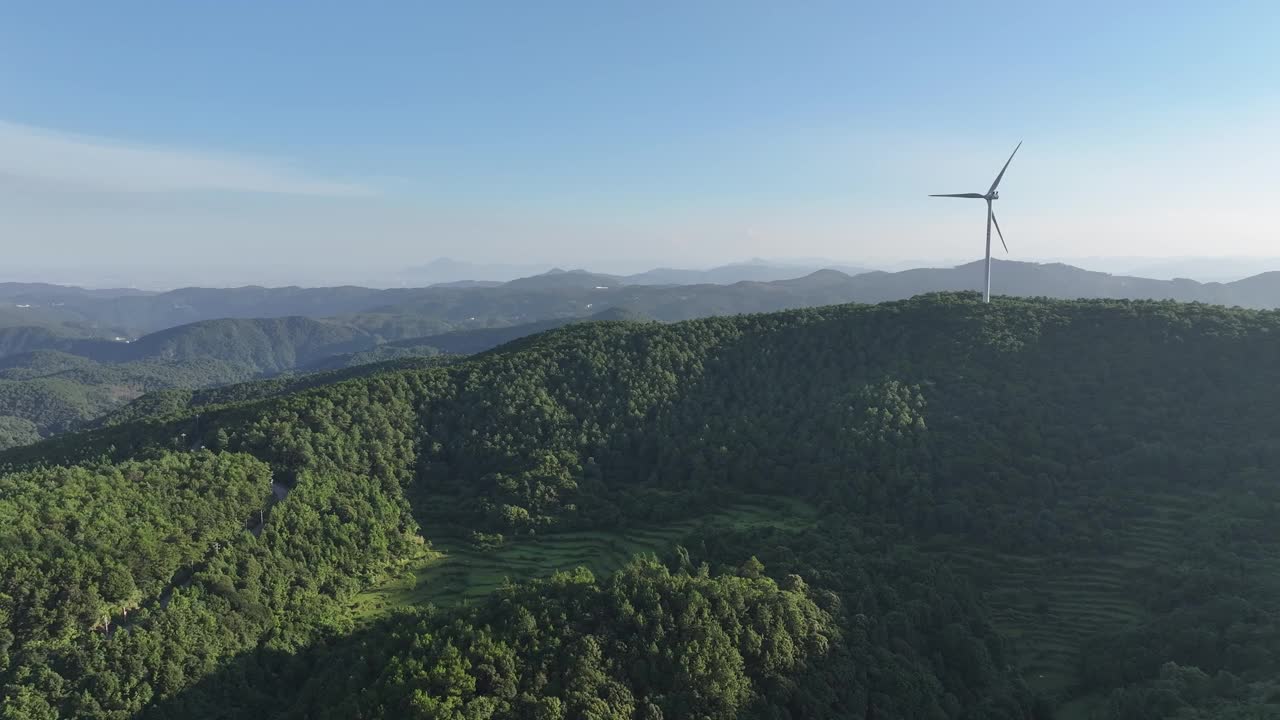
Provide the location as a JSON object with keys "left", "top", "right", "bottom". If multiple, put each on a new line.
{"left": 8, "top": 257, "right": 1280, "bottom": 451}
{"left": 8, "top": 259, "right": 1280, "bottom": 340}
{"left": 13, "top": 254, "right": 1280, "bottom": 292}
{"left": 4, "top": 257, "right": 879, "bottom": 291}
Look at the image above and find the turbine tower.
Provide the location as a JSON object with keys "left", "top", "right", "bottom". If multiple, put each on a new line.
{"left": 930, "top": 142, "right": 1022, "bottom": 303}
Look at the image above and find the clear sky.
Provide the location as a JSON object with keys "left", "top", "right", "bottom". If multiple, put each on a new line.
{"left": 2, "top": 1, "right": 1278, "bottom": 284}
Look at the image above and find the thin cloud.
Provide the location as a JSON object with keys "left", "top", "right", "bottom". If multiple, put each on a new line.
{"left": 0, "top": 120, "right": 372, "bottom": 196}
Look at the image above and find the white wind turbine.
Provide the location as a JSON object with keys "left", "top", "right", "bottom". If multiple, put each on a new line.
{"left": 930, "top": 142, "right": 1022, "bottom": 303}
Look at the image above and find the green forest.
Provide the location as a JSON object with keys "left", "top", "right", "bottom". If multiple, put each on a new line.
{"left": 3, "top": 292, "right": 1280, "bottom": 718}
{"left": 0, "top": 310, "right": 623, "bottom": 449}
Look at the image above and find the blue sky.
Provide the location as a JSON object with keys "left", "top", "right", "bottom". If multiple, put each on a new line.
{"left": 2, "top": 1, "right": 1278, "bottom": 284}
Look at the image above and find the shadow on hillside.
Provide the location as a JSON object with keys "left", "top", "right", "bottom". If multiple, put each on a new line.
{"left": 133, "top": 612, "right": 417, "bottom": 720}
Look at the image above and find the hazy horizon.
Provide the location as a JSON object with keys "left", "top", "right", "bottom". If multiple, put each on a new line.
{"left": 3, "top": 3, "right": 1278, "bottom": 278}
{"left": 5, "top": 253, "right": 1280, "bottom": 292}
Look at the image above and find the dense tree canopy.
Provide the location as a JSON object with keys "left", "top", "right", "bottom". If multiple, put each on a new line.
{"left": 3, "top": 293, "right": 1280, "bottom": 717}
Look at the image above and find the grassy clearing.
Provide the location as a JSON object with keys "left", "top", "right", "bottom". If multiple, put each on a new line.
{"left": 349, "top": 495, "right": 817, "bottom": 621}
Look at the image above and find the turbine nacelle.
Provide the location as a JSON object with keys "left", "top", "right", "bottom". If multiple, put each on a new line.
{"left": 989, "top": 190, "right": 999, "bottom": 200}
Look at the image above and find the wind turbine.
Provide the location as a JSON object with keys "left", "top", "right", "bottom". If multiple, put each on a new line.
{"left": 930, "top": 142, "right": 1021, "bottom": 303}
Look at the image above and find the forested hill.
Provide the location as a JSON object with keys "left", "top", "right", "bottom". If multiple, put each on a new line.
{"left": 94, "top": 354, "right": 459, "bottom": 428}
{"left": 0, "top": 311, "right": 637, "bottom": 451}
{"left": 0, "top": 318, "right": 385, "bottom": 450}
{"left": 4, "top": 293, "right": 1280, "bottom": 718}
{"left": 0, "top": 316, "right": 375, "bottom": 367}
{"left": 116, "top": 316, "right": 379, "bottom": 371}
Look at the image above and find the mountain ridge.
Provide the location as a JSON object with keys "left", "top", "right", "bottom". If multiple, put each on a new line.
{"left": 12, "top": 259, "right": 1280, "bottom": 340}
{"left": 11, "top": 259, "right": 1280, "bottom": 451}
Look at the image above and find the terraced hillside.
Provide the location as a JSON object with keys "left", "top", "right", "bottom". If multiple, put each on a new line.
{"left": 939, "top": 544, "right": 1145, "bottom": 696}
{"left": 351, "top": 496, "right": 817, "bottom": 618}
{"left": 935, "top": 482, "right": 1277, "bottom": 716}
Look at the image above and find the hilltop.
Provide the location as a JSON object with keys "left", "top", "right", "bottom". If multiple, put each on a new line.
{"left": 4, "top": 294, "right": 1280, "bottom": 717}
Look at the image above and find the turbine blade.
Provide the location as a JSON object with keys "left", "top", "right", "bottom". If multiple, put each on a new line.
{"left": 991, "top": 211, "right": 1009, "bottom": 253}
{"left": 987, "top": 141, "right": 1022, "bottom": 194}
{"left": 928, "top": 193, "right": 985, "bottom": 198}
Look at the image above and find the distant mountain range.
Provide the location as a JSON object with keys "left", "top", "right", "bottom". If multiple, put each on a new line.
{"left": 399, "top": 258, "right": 553, "bottom": 286}
{"left": 10, "top": 259, "right": 1280, "bottom": 343}
{"left": 11, "top": 257, "right": 1280, "bottom": 449}
{"left": 401, "top": 257, "right": 876, "bottom": 287}
{"left": 622, "top": 259, "right": 875, "bottom": 285}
